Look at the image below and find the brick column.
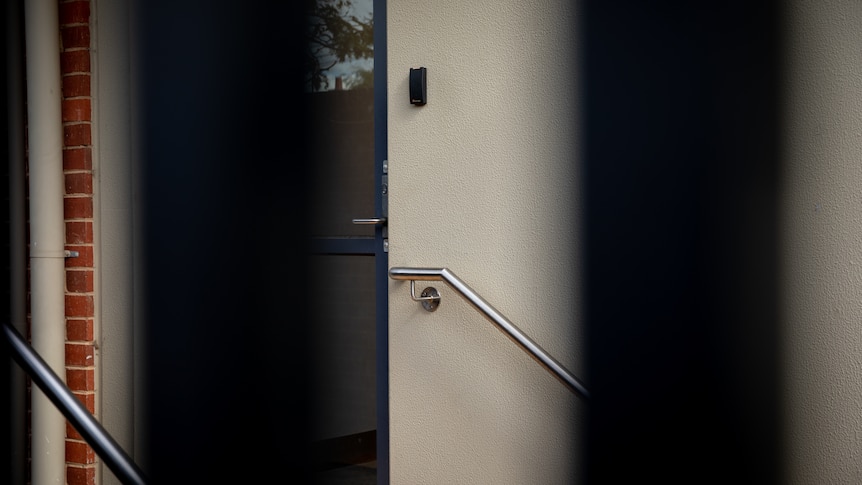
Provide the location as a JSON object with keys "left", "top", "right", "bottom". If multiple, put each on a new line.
{"left": 59, "top": 1, "right": 96, "bottom": 484}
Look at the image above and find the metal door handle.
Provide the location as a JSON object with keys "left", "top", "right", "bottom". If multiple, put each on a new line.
{"left": 352, "top": 218, "right": 387, "bottom": 225}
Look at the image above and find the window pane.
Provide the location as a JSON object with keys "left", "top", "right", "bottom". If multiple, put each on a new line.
{"left": 306, "top": 0, "right": 375, "bottom": 238}
{"left": 308, "top": 254, "right": 377, "bottom": 440}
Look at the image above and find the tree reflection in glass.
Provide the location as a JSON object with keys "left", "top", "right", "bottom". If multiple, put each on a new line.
{"left": 305, "top": 0, "right": 374, "bottom": 92}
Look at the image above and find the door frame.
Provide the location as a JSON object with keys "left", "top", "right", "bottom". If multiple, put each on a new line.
{"left": 372, "top": 1, "right": 389, "bottom": 483}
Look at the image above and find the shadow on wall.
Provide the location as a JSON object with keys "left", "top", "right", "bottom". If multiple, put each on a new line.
{"left": 580, "top": 1, "right": 783, "bottom": 483}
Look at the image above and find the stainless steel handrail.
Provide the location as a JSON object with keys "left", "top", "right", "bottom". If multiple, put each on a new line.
{"left": 389, "top": 267, "right": 590, "bottom": 400}
{"left": 2, "top": 322, "right": 149, "bottom": 485}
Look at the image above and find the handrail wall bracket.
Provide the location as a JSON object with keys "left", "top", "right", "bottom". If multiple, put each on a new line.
{"left": 389, "top": 266, "right": 590, "bottom": 400}
{"left": 409, "top": 280, "right": 440, "bottom": 312}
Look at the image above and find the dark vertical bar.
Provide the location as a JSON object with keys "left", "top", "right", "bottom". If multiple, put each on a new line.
{"left": 373, "top": 1, "right": 389, "bottom": 483}
{"left": 0, "top": 3, "right": 12, "bottom": 483}
{"left": 580, "top": 1, "right": 782, "bottom": 482}
{"left": 135, "top": 1, "right": 313, "bottom": 482}
{"left": 3, "top": 1, "right": 26, "bottom": 483}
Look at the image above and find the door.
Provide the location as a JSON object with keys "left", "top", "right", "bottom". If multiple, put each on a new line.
{"left": 306, "top": 0, "right": 388, "bottom": 483}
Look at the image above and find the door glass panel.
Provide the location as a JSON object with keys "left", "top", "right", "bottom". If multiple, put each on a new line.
{"left": 305, "top": 1, "right": 380, "bottom": 481}
{"left": 309, "top": 255, "right": 377, "bottom": 441}
{"left": 308, "top": 90, "right": 375, "bottom": 237}
{"left": 306, "top": 0, "right": 375, "bottom": 238}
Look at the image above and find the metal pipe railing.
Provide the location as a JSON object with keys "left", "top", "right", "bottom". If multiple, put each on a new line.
{"left": 2, "top": 322, "right": 149, "bottom": 485}
{"left": 389, "top": 267, "right": 590, "bottom": 400}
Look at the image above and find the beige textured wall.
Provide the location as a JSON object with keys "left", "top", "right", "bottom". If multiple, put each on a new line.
{"left": 93, "top": 0, "right": 139, "bottom": 482}
{"left": 387, "top": 1, "right": 584, "bottom": 483}
{"left": 782, "top": 1, "right": 862, "bottom": 482}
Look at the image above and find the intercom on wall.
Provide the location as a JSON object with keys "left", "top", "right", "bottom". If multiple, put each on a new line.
{"left": 409, "top": 67, "right": 427, "bottom": 105}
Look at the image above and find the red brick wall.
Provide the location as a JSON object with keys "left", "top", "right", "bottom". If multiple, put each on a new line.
{"left": 60, "top": 1, "right": 96, "bottom": 484}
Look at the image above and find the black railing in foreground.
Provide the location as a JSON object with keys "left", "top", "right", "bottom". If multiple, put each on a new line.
{"left": 2, "top": 323, "right": 149, "bottom": 485}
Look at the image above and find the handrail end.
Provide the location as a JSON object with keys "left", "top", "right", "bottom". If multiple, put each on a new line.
{"left": 388, "top": 266, "right": 447, "bottom": 281}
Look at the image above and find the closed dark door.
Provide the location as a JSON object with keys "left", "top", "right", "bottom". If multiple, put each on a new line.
{"left": 306, "top": 1, "right": 387, "bottom": 484}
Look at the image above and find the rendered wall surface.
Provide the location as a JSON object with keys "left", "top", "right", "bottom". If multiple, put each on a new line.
{"left": 782, "top": 1, "right": 862, "bottom": 482}
{"left": 387, "top": 1, "right": 584, "bottom": 483}
{"left": 92, "top": 0, "right": 138, "bottom": 482}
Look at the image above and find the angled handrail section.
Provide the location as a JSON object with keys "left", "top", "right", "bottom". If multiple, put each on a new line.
{"left": 389, "top": 267, "right": 590, "bottom": 400}
{"left": 2, "top": 322, "right": 149, "bottom": 485}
